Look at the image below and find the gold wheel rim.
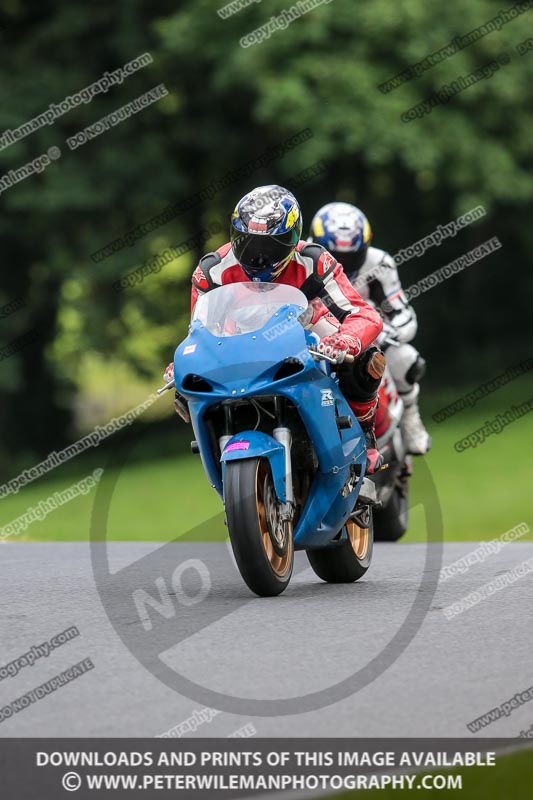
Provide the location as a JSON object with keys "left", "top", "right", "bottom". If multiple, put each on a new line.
{"left": 256, "top": 462, "right": 293, "bottom": 578}
{"left": 346, "top": 519, "right": 370, "bottom": 560}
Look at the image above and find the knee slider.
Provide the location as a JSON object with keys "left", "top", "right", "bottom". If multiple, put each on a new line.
{"left": 338, "top": 346, "right": 384, "bottom": 401}
{"left": 365, "top": 349, "right": 386, "bottom": 380}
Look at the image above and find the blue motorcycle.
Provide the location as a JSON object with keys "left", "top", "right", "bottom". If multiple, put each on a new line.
{"left": 160, "top": 282, "right": 379, "bottom": 596}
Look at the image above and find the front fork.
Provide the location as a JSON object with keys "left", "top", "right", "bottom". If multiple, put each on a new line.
{"left": 272, "top": 426, "right": 294, "bottom": 520}
{"left": 218, "top": 397, "right": 295, "bottom": 521}
{"left": 272, "top": 398, "right": 294, "bottom": 519}
{"left": 218, "top": 404, "right": 235, "bottom": 454}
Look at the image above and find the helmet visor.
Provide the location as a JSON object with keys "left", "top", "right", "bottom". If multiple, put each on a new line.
{"left": 232, "top": 229, "right": 300, "bottom": 274}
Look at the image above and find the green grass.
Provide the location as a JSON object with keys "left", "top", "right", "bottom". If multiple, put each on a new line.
{"left": 0, "top": 446, "right": 223, "bottom": 542}
{"left": 0, "top": 379, "right": 531, "bottom": 543}
{"left": 328, "top": 747, "right": 533, "bottom": 800}
{"left": 409, "top": 398, "right": 533, "bottom": 542}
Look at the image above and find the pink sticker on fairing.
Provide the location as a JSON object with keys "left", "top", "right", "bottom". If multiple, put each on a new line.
{"left": 225, "top": 441, "right": 250, "bottom": 452}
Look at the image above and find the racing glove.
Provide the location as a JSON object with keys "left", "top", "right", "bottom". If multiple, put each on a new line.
{"left": 163, "top": 362, "right": 174, "bottom": 384}
{"left": 317, "top": 333, "right": 362, "bottom": 363}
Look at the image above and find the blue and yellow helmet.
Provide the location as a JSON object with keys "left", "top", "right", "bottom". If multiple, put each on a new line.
{"left": 231, "top": 185, "right": 302, "bottom": 281}
{"left": 310, "top": 202, "right": 372, "bottom": 278}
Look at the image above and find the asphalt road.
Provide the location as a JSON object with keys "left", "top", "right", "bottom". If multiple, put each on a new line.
{"left": 0, "top": 541, "right": 532, "bottom": 738}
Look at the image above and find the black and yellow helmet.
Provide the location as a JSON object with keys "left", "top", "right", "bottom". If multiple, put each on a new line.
{"left": 231, "top": 185, "right": 302, "bottom": 281}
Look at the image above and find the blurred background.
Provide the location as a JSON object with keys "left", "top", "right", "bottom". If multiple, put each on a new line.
{"left": 0, "top": 0, "right": 531, "bottom": 543}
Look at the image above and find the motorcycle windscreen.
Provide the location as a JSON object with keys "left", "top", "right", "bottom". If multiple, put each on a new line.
{"left": 192, "top": 281, "right": 308, "bottom": 337}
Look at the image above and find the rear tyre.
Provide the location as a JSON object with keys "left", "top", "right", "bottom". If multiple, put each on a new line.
{"left": 224, "top": 457, "right": 293, "bottom": 597}
{"left": 373, "top": 486, "right": 408, "bottom": 542}
{"left": 306, "top": 514, "right": 373, "bottom": 583}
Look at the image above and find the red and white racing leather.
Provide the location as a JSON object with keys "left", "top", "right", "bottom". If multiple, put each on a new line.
{"left": 190, "top": 240, "right": 383, "bottom": 351}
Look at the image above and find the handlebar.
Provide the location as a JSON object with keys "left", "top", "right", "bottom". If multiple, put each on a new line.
{"left": 380, "top": 336, "right": 400, "bottom": 348}
{"left": 157, "top": 379, "right": 175, "bottom": 395}
{"left": 308, "top": 346, "right": 354, "bottom": 365}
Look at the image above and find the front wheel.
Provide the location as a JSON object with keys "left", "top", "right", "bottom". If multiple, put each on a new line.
{"left": 224, "top": 457, "right": 294, "bottom": 597}
{"left": 306, "top": 514, "right": 373, "bottom": 583}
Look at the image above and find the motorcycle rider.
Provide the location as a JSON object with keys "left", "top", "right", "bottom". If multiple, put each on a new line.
{"left": 165, "top": 185, "right": 387, "bottom": 473}
{"left": 309, "top": 202, "right": 431, "bottom": 454}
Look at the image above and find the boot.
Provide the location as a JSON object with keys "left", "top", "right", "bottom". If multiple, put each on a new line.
{"left": 400, "top": 385, "right": 431, "bottom": 454}
{"left": 348, "top": 398, "right": 385, "bottom": 474}
{"left": 360, "top": 419, "right": 385, "bottom": 473}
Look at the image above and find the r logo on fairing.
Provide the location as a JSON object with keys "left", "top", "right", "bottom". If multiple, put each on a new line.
{"left": 320, "top": 389, "right": 334, "bottom": 407}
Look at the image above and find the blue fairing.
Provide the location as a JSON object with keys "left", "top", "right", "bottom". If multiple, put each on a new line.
{"left": 174, "top": 297, "right": 367, "bottom": 550}
{"left": 221, "top": 431, "right": 288, "bottom": 502}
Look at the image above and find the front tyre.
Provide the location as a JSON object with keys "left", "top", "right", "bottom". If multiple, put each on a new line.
{"left": 224, "top": 457, "right": 293, "bottom": 597}
{"left": 306, "top": 515, "right": 373, "bottom": 583}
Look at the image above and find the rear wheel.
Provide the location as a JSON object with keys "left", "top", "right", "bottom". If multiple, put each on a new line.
{"left": 373, "top": 484, "right": 409, "bottom": 542}
{"left": 224, "top": 457, "right": 293, "bottom": 596}
{"left": 306, "top": 513, "right": 373, "bottom": 583}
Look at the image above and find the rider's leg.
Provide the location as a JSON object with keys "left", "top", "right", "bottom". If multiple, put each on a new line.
{"left": 385, "top": 344, "right": 431, "bottom": 454}
{"left": 338, "top": 347, "right": 386, "bottom": 474}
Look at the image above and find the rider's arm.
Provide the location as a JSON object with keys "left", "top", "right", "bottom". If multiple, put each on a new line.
{"left": 190, "top": 251, "right": 222, "bottom": 313}
{"left": 298, "top": 244, "right": 383, "bottom": 352}
{"left": 191, "top": 282, "right": 203, "bottom": 314}
{"left": 367, "top": 251, "right": 417, "bottom": 343}
{"left": 324, "top": 262, "right": 383, "bottom": 351}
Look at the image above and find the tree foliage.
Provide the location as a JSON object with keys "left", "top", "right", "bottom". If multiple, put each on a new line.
{"left": 0, "top": 0, "right": 531, "bottom": 465}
